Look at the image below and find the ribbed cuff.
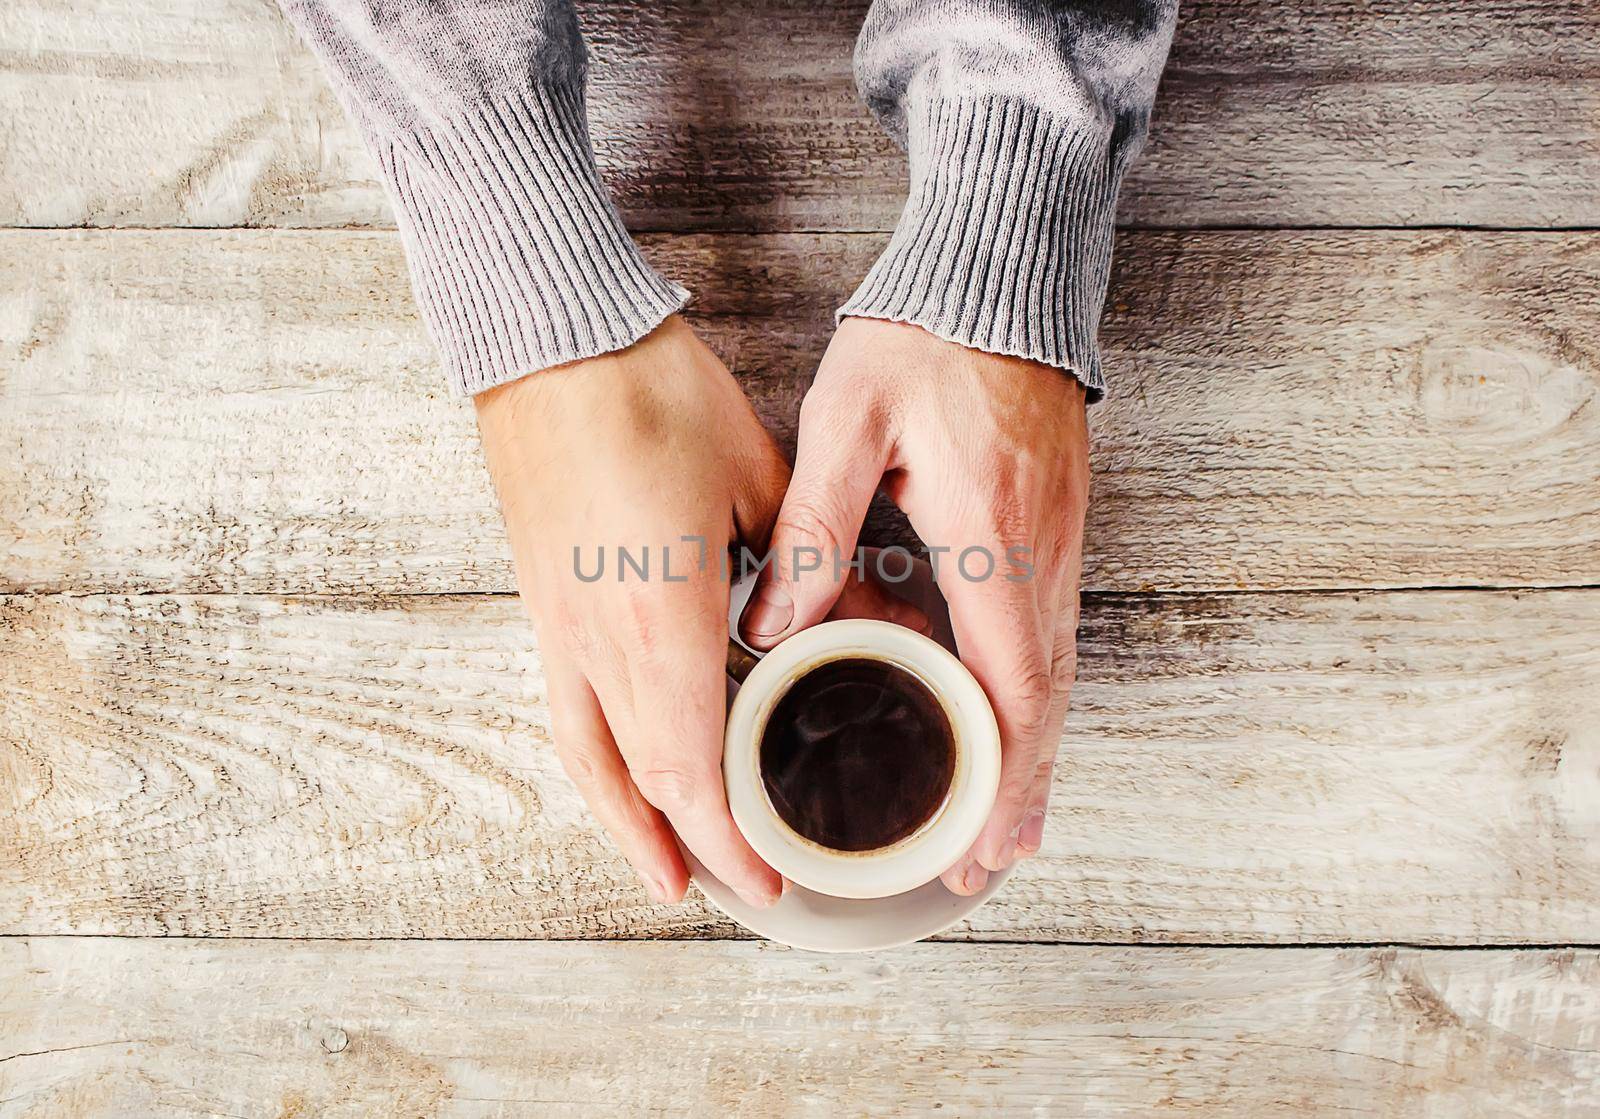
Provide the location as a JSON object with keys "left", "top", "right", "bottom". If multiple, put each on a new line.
{"left": 378, "top": 82, "right": 688, "bottom": 396}
{"left": 839, "top": 94, "right": 1135, "bottom": 399}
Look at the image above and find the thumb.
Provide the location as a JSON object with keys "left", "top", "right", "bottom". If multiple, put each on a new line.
{"left": 740, "top": 394, "right": 887, "bottom": 650}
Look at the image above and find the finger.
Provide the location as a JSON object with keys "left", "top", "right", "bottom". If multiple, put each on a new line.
{"left": 949, "top": 582, "right": 1078, "bottom": 890}
{"left": 739, "top": 385, "right": 889, "bottom": 649}
{"left": 969, "top": 591, "right": 1075, "bottom": 874}
{"left": 1010, "top": 595, "right": 1082, "bottom": 862}
{"left": 1015, "top": 753, "right": 1057, "bottom": 859}
{"left": 999, "top": 659, "right": 1073, "bottom": 862}
{"left": 826, "top": 568, "right": 931, "bottom": 634}
{"left": 940, "top": 746, "right": 1058, "bottom": 896}
{"left": 545, "top": 651, "right": 689, "bottom": 904}
{"left": 924, "top": 534, "right": 1068, "bottom": 880}
{"left": 606, "top": 582, "right": 784, "bottom": 910}
{"left": 730, "top": 422, "right": 792, "bottom": 555}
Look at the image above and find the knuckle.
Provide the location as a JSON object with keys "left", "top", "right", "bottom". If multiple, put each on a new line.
{"left": 800, "top": 376, "right": 888, "bottom": 451}
{"left": 1050, "top": 648, "right": 1078, "bottom": 696}
{"left": 631, "top": 765, "right": 702, "bottom": 815}
{"left": 619, "top": 588, "right": 662, "bottom": 661}
{"left": 1005, "top": 661, "right": 1056, "bottom": 740}
{"left": 557, "top": 741, "right": 603, "bottom": 790}
{"left": 1034, "top": 752, "right": 1058, "bottom": 785}
{"left": 797, "top": 380, "right": 835, "bottom": 426}
{"left": 772, "top": 503, "right": 841, "bottom": 575}
{"left": 1056, "top": 595, "right": 1083, "bottom": 639}
{"left": 549, "top": 604, "right": 597, "bottom": 664}
{"left": 616, "top": 584, "right": 713, "bottom": 669}
{"left": 775, "top": 502, "right": 833, "bottom": 549}
{"left": 996, "top": 762, "right": 1036, "bottom": 807}
{"left": 798, "top": 372, "right": 852, "bottom": 423}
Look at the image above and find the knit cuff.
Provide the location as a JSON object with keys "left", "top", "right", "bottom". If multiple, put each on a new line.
{"left": 839, "top": 94, "right": 1134, "bottom": 398}
{"left": 378, "top": 82, "right": 688, "bottom": 396}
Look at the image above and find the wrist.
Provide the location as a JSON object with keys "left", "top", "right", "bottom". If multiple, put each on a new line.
{"left": 475, "top": 317, "right": 712, "bottom": 471}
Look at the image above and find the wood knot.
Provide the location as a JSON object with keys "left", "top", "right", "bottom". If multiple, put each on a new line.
{"left": 1416, "top": 343, "right": 1593, "bottom": 444}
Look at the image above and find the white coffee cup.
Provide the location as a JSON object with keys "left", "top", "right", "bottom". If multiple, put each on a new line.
{"left": 723, "top": 619, "right": 1001, "bottom": 900}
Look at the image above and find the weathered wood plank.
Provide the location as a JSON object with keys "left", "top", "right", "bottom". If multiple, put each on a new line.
{"left": 4, "top": 589, "right": 1597, "bottom": 941}
{"left": 2, "top": 1, "right": 1597, "bottom": 231}
{"left": 2, "top": 939, "right": 1597, "bottom": 1116}
{"left": 3, "top": 229, "right": 1597, "bottom": 595}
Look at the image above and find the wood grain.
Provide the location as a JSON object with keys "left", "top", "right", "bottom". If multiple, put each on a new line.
{"left": 3, "top": 939, "right": 1598, "bottom": 1116}
{"left": 2, "top": 1, "right": 1597, "bottom": 231}
{"left": 4, "top": 589, "right": 1598, "bottom": 941}
{"left": 4, "top": 5, "right": 1595, "bottom": 1107}
{"left": 3, "top": 229, "right": 1597, "bottom": 595}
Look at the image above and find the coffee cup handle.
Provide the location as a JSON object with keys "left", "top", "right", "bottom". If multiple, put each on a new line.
{"left": 726, "top": 638, "right": 761, "bottom": 685}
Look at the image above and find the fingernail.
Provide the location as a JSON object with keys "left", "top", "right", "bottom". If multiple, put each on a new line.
{"left": 1017, "top": 810, "right": 1046, "bottom": 855}
{"left": 736, "top": 883, "right": 779, "bottom": 909}
{"left": 741, "top": 583, "right": 793, "bottom": 641}
{"left": 963, "top": 861, "right": 989, "bottom": 894}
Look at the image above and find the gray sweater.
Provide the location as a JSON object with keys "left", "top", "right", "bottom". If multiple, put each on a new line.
{"left": 276, "top": 1, "right": 1177, "bottom": 397}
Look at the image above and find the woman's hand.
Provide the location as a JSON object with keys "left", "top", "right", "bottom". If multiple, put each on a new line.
{"left": 740, "top": 317, "right": 1090, "bottom": 897}
{"left": 478, "top": 316, "right": 925, "bottom": 908}
{"left": 476, "top": 317, "right": 792, "bottom": 908}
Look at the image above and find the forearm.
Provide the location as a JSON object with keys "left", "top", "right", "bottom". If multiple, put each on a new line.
{"left": 276, "top": 0, "right": 685, "bottom": 395}
{"left": 841, "top": 1, "right": 1179, "bottom": 397}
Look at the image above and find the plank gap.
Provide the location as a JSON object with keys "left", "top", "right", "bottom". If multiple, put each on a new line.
{"left": 7, "top": 223, "right": 1600, "bottom": 235}
{"left": 5, "top": 932, "right": 1600, "bottom": 950}
{"left": 6, "top": 228, "right": 1598, "bottom": 596}
{"left": 6, "top": 589, "right": 1597, "bottom": 941}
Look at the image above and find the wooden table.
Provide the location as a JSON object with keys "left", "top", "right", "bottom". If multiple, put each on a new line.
{"left": 3, "top": 1, "right": 1598, "bottom": 1113}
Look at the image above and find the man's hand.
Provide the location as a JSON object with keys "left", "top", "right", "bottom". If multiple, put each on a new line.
{"left": 740, "top": 317, "right": 1090, "bottom": 897}
{"left": 476, "top": 317, "right": 791, "bottom": 909}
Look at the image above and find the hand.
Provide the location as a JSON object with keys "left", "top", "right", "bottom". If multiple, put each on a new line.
{"left": 739, "top": 318, "right": 1090, "bottom": 896}
{"left": 476, "top": 316, "right": 925, "bottom": 909}
{"left": 476, "top": 317, "right": 791, "bottom": 908}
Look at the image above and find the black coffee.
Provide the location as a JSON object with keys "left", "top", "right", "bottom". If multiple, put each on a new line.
{"left": 758, "top": 657, "right": 956, "bottom": 852}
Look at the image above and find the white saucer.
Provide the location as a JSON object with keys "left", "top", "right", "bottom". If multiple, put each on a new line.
{"left": 688, "top": 849, "right": 1012, "bottom": 953}
{"left": 697, "top": 550, "right": 1012, "bottom": 952}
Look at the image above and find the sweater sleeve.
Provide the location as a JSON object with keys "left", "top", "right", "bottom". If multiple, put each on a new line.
{"left": 275, "top": 0, "right": 687, "bottom": 395}
{"left": 839, "top": 1, "right": 1178, "bottom": 398}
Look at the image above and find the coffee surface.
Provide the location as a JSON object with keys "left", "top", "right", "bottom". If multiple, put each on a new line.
{"left": 759, "top": 657, "right": 956, "bottom": 852}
